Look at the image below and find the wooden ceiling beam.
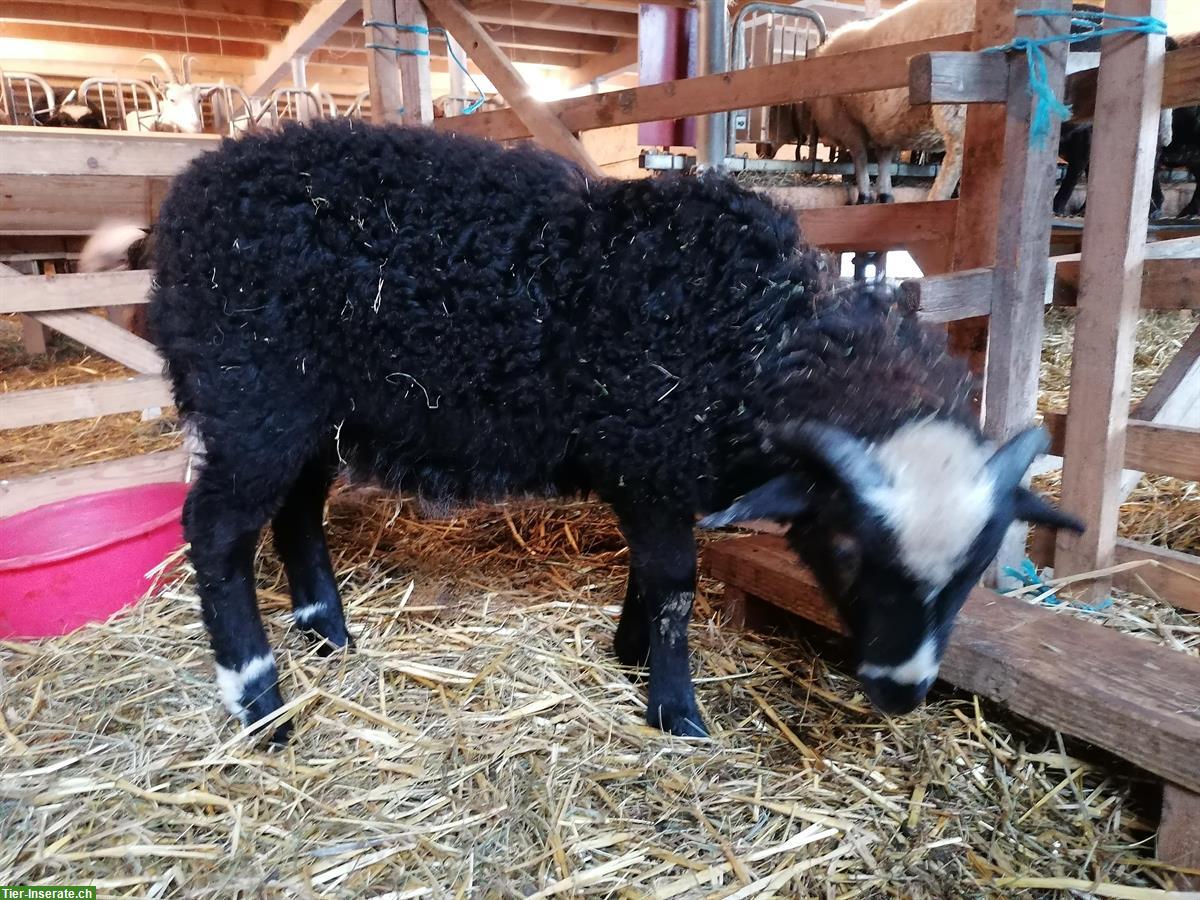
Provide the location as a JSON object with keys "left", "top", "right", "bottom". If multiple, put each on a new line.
{"left": 24, "top": 0, "right": 307, "bottom": 27}
{"left": 328, "top": 21, "right": 616, "bottom": 55}
{"left": 311, "top": 44, "right": 584, "bottom": 71}
{"left": 562, "top": 37, "right": 636, "bottom": 88}
{"left": 468, "top": 1, "right": 637, "bottom": 37}
{"left": 0, "top": 3, "right": 286, "bottom": 42}
{"left": 0, "top": 43, "right": 254, "bottom": 80}
{"left": 0, "top": 22, "right": 268, "bottom": 59}
{"left": 244, "top": 0, "right": 360, "bottom": 94}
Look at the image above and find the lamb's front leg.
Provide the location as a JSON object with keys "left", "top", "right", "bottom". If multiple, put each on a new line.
{"left": 618, "top": 510, "right": 706, "bottom": 737}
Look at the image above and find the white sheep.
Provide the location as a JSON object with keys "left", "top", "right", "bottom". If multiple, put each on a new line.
{"left": 126, "top": 54, "right": 202, "bottom": 133}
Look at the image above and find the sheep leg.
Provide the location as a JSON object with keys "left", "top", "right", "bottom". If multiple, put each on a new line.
{"left": 272, "top": 457, "right": 351, "bottom": 653}
{"left": 929, "top": 108, "right": 965, "bottom": 202}
{"left": 850, "top": 145, "right": 874, "bottom": 204}
{"left": 185, "top": 466, "right": 288, "bottom": 742}
{"left": 1180, "top": 165, "right": 1200, "bottom": 216}
{"left": 1054, "top": 151, "right": 1087, "bottom": 216}
{"left": 613, "top": 569, "right": 650, "bottom": 668}
{"left": 875, "top": 148, "right": 897, "bottom": 204}
{"left": 618, "top": 510, "right": 705, "bottom": 737}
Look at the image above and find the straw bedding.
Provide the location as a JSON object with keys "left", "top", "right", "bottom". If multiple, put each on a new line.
{"left": 2, "top": 314, "right": 1199, "bottom": 896}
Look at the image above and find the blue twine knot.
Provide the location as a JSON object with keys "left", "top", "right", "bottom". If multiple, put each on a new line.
{"left": 362, "top": 21, "right": 488, "bottom": 115}
{"left": 1004, "top": 558, "right": 1114, "bottom": 612}
{"left": 986, "top": 9, "right": 1168, "bottom": 148}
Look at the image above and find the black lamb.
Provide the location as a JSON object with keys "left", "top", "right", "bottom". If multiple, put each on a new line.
{"left": 135, "top": 121, "right": 1079, "bottom": 741}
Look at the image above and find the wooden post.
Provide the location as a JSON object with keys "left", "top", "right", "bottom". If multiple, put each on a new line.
{"left": 364, "top": 0, "right": 405, "bottom": 124}
{"left": 1055, "top": 0, "right": 1168, "bottom": 595}
{"left": 395, "top": 0, "right": 434, "bottom": 125}
{"left": 423, "top": 0, "right": 601, "bottom": 176}
{"left": 948, "top": 0, "right": 1016, "bottom": 392}
{"left": 982, "top": 0, "right": 1071, "bottom": 580}
{"left": 1159, "top": 783, "right": 1200, "bottom": 890}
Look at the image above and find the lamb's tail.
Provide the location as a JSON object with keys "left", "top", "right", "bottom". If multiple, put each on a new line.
{"left": 79, "top": 220, "right": 148, "bottom": 272}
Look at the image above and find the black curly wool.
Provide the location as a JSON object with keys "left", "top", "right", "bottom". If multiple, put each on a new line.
{"left": 149, "top": 120, "right": 924, "bottom": 519}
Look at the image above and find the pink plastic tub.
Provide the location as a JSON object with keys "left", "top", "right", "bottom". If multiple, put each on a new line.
{"left": 0, "top": 483, "right": 188, "bottom": 640}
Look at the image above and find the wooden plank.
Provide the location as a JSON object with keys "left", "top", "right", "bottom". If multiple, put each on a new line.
{"left": 424, "top": 0, "right": 601, "bottom": 175}
{"left": 432, "top": 31, "right": 973, "bottom": 141}
{"left": 909, "top": 50, "right": 1009, "bottom": 105}
{"left": 395, "top": 0, "right": 434, "bottom": 125}
{"left": 0, "top": 127, "right": 218, "bottom": 177}
{"left": 0, "top": 3, "right": 288, "bottom": 42}
{"left": 0, "top": 449, "right": 188, "bottom": 518}
{"left": 703, "top": 534, "right": 1200, "bottom": 795}
{"left": 897, "top": 267, "right": 994, "bottom": 323}
{"left": 245, "top": 0, "right": 360, "bottom": 95}
{"left": 564, "top": 39, "right": 638, "bottom": 90}
{"left": 778, "top": 200, "right": 958, "bottom": 253}
{"left": 0, "top": 175, "right": 169, "bottom": 235}
{"left": 0, "top": 270, "right": 150, "bottom": 315}
{"left": 32, "top": 311, "right": 162, "bottom": 375}
{"left": 1056, "top": 0, "right": 1169, "bottom": 594}
{"left": 1069, "top": 42, "right": 1200, "bottom": 122}
{"left": 982, "top": 0, "right": 1070, "bottom": 578}
{"left": 1134, "top": 323, "right": 1200, "bottom": 422}
{"left": 0, "top": 376, "right": 172, "bottom": 430}
{"left": 1045, "top": 412, "right": 1200, "bottom": 482}
{"left": 19, "top": 316, "right": 48, "bottom": 355}
{"left": 1054, "top": 258, "right": 1200, "bottom": 309}
{"left": 1159, "top": 784, "right": 1200, "bottom": 890}
{"left": 29, "top": 0, "right": 304, "bottom": 26}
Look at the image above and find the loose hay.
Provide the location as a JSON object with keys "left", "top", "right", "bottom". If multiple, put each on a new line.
{"left": 0, "top": 497, "right": 1190, "bottom": 897}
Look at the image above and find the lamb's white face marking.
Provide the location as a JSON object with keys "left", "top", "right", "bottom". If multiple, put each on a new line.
{"left": 858, "top": 637, "right": 939, "bottom": 686}
{"left": 865, "top": 419, "right": 996, "bottom": 591}
{"left": 214, "top": 653, "right": 275, "bottom": 721}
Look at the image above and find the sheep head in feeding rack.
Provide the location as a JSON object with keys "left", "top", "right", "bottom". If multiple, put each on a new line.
{"left": 128, "top": 53, "right": 202, "bottom": 133}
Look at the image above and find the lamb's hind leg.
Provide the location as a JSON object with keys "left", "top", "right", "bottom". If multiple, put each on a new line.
{"left": 273, "top": 456, "right": 351, "bottom": 652}
{"left": 186, "top": 460, "right": 294, "bottom": 741}
{"left": 875, "top": 148, "right": 897, "bottom": 204}
{"left": 930, "top": 106, "right": 966, "bottom": 201}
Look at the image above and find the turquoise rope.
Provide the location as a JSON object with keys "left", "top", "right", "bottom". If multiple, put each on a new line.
{"left": 986, "top": 9, "right": 1167, "bottom": 148}
{"left": 362, "top": 21, "right": 488, "bottom": 114}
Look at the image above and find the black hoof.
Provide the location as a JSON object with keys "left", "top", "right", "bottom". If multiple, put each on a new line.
{"left": 647, "top": 695, "right": 708, "bottom": 737}
{"left": 854, "top": 194, "right": 875, "bottom": 205}
{"left": 239, "top": 680, "right": 289, "bottom": 743}
{"left": 877, "top": 193, "right": 895, "bottom": 204}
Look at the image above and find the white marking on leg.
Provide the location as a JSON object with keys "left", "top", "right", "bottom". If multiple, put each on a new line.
{"left": 858, "top": 637, "right": 939, "bottom": 686}
{"left": 214, "top": 653, "right": 276, "bottom": 721}
{"left": 292, "top": 602, "right": 325, "bottom": 626}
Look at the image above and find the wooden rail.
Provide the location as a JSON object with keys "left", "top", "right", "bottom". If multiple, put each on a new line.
{"left": 0, "top": 126, "right": 219, "bottom": 177}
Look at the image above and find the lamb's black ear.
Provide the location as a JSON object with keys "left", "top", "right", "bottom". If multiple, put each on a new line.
{"left": 986, "top": 426, "right": 1049, "bottom": 490}
{"left": 699, "top": 474, "right": 811, "bottom": 529}
{"left": 1013, "top": 486, "right": 1086, "bottom": 533}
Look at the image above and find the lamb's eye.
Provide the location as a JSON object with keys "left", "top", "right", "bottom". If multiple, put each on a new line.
{"left": 830, "top": 533, "right": 861, "bottom": 585}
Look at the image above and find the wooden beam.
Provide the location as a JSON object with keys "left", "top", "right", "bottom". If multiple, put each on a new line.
{"left": 0, "top": 42, "right": 253, "bottom": 82}
{"left": 32, "top": 311, "right": 162, "bottom": 375}
{"left": 909, "top": 50, "right": 1009, "bottom": 105}
{"left": 0, "top": 175, "right": 170, "bottom": 236}
{"left": 433, "top": 31, "right": 973, "bottom": 141}
{"left": 783, "top": 199, "right": 959, "bottom": 253}
{"left": 0, "top": 3, "right": 288, "bottom": 42}
{"left": 1069, "top": 41, "right": 1200, "bottom": 121}
{"left": 245, "top": 0, "right": 359, "bottom": 95}
{"left": 0, "top": 270, "right": 151, "bottom": 315}
{"left": 0, "top": 128, "right": 217, "bottom": 178}
{"left": 0, "top": 376, "right": 172, "bottom": 430}
{"left": 469, "top": 0, "right": 637, "bottom": 37}
{"left": 27, "top": 0, "right": 306, "bottom": 26}
{"left": 702, "top": 534, "right": 1200, "bottom": 796}
{"left": 0, "top": 21, "right": 268, "bottom": 59}
{"left": 395, "top": 0, "right": 434, "bottom": 125}
{"left": 1056, "top": 0, "right": 1168, "bottom": 594}
{"left": 563, "top": 39, "right": 637, "bottom": 89}
{"left": 424, "top": 0, "right": 600, "bottom": 175}
{"left": 0, "top": 449, "right": 188, "bottom": 518}
{"left": 897, "top": 267, "right": 995, "bottom": 323}
{"left": 1053, "top": 257, "right": 1200, "bottom": 309}
{"left": 1045, "top": 412, "right": 1200, "bottom": 483}
{"left": 982, "top": 0, "right": 1071, "bottom": 579}
{"left": 363, "top": 0, "right": 405, "bottom": 123}
{"left": 1159, "top": 784, "right": 1200, "bottom": 891}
